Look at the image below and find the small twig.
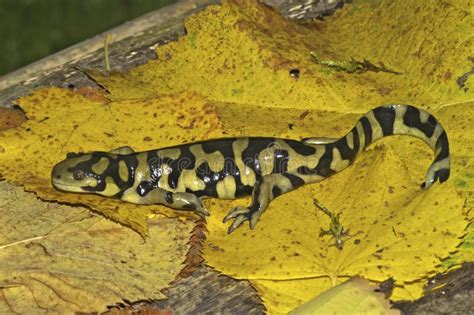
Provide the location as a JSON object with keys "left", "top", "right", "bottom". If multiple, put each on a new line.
{"left": 310, "top": 52, "right": 401, "bottom": 75}
{"left": 104, "top": 34, "right": 112, "bottom": 71}
{"left": 313, "top": 198, "right": 350, "bottom": 250}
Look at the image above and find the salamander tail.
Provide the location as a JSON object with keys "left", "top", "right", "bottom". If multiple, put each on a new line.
{"left": 345, "top": 104, "right": 450, "bottom": 188}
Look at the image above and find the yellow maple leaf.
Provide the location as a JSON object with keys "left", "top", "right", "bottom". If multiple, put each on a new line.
{"left": 0, "top": 181, "right": 194, "bottom": 313}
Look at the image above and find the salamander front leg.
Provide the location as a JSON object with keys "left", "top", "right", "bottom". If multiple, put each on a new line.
{"left": 223, "top": 173, "right": 305, "bottom": 234}
{"left": 122, "top": 187, "right": 209, "bottom": 217}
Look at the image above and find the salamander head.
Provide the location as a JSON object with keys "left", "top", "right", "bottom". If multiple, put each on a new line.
{"left": 51, "top": 152, "right": 116, "bottom": 196}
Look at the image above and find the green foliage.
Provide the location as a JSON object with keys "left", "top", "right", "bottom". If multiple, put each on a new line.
{"left": 0, "top": 0, "right": 175, "bottom": 75}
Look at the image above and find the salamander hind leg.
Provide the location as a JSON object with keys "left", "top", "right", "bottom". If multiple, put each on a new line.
{"left": 223, "top": 173, "right": 305, "bottom": 234}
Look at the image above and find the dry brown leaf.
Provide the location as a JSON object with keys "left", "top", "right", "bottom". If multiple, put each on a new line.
{"left": 0, "top": 181, "right": 194, "bottom": 314}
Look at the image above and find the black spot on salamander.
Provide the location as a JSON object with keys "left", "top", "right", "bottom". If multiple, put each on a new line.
{"left": 434, "top": 168, "right": 450, "bottom": 183}
{"left": 200, "top": 137, "right": 238, "bottom": 155}
{"left": 272, "top": 186, "right": 282, "bottom": 198}
{"left": 147, "top": 150, "right": 170, "bottom": 171}
{"left": 403, "top": 106, "right": 437, "bottom": 138}
{"left": 434, "top": 130, "right": 450, "bottom": 162}
{"left": 185, "top": 188, "right": 205, "bottom": 198}
{"left": 166, "top": 146, "right": 196, "bottom": 189}
{"left": 359, "top": 116, "right": 373, "bottom": 147}
{"left": 247, "top": 179, "right": 263, "bottom": 212}
{"left": 373, "top": 105, "right": 396, "bottom": 136}
{"left": 234, "top": 185, "right": 254, "bottom": 198}
{"left": 167, "top": 169, "right": 181, "bottom": 190}
{"left": 282, "top": 173, "right": 305, "bottom": 188}
{"left": 241, "top": 138, "right": 277, "bottom": 174}
{"left": 110, "top": 154, "right": 139, "bottom": 195}
{"left": 182, "top": 203, "right": 196, "bottom": 210}
{"left": 195, "top": 162, "right": 221, "bottom": 198}
{"left": 284, "top": 139, "right": 316, "bottom": 156}
{"left": 297, "top": 165, "right": 313, "bottom": 175}
{"left": 200, "top": 138, "right": 252, "bottom": 197}
{"left": 297, "top": 145, "right": 335, "bottom": 177}
{"left": 334, "top": 127, "right": 360, "bottom": 161}
{"left": 137, "top": 181, "right": 153, "bottom": 196}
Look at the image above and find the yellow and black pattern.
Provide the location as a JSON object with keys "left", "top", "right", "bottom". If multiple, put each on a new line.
{"left": 51, "top": 105, "right": 450, "bottom": 233}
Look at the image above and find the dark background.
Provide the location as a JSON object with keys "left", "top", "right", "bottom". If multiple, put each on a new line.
{"left": 0, "top": 0, "right": 176, "bottom": 76}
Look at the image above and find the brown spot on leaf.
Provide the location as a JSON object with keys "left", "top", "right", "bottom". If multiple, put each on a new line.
{"left": 75, "top": 87, "right": 110, "bottom": 104}
{"left": 378, "top": 87, "right": 392, "bottom": 96}
{"left": 0, "top": 108, "right": 27, "bottom": 130}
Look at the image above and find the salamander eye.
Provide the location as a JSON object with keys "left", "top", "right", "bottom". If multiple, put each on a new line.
{"left": 67, "top": 152, "right": 77, "bottom": 159}
{"left": 73, "top": 170, "right": 86, "bottom": 180}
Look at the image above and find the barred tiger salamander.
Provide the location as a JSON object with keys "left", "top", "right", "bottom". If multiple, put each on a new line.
{"left": 51, "top": 105, "right": 450, "bottom": 233}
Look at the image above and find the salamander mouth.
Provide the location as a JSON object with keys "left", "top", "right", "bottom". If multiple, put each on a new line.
{"left": 51, "top": 180, "right": 85, "bottom": 193}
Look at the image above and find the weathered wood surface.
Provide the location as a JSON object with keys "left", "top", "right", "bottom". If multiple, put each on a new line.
{"left": 0, "top": 0, "right": 472, "bottom": 314}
